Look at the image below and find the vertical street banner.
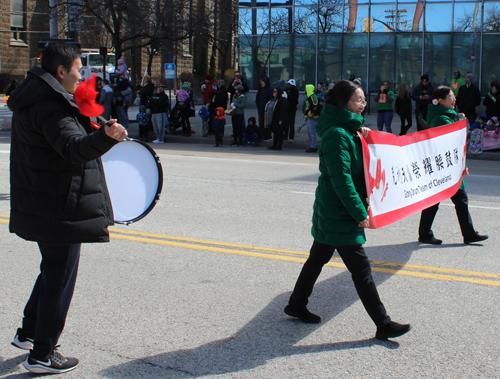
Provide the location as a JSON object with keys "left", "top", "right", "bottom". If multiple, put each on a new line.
{"left": 360, "top": 119, "right": 467, "bottom": 229}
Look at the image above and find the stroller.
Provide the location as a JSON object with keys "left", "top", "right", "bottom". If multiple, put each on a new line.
{"left": 198, "top": 106, "right": 211, "bottom": 137}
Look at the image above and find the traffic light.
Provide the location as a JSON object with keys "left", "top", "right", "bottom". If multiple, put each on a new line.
{"left": 363, "top": 18, "right": 373, "bottom": 32}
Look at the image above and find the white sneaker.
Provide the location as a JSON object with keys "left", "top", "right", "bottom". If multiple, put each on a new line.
{"left": 152, "top": 140, "right": 162, "bottom": 143}
{"left": 264, "top": 138, "right": 273, "bottom": 142}
{"left": 289, "top": 139, "right": 294, "bottom": 143}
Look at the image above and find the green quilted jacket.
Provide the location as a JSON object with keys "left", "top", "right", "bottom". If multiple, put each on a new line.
{"left": 426, "top": 103, "right": 459, "bottom": 128}
{"left": 426, "top": 103, "right": 465, "bottom": 190}
{"left": 311, "top": 103, "right": 368, "bottom": 246}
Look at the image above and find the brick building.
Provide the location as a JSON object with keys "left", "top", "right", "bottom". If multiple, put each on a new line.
{"left": 0, "top": 0, "right": 238, "bottom": 92}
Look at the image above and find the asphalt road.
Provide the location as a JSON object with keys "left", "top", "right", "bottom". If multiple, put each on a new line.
{"left": 0, "top": 139, "right": 499, "bottom": 378}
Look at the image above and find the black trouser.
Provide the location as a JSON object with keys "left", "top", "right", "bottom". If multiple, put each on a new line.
{"left": 285, "top": 108, "right": 296, "bottom": 140}
{"left": 419, "top": 187, "right": 476, "bottom": 239}
{"left": 179, "top": 107, "right": 191, "bottom": 135}
{"left": 465, "top": 113, "right": 476, "bottom": 129}
{"left": 399, "top": 114, "right": 412, "bottom": 135}
{"left": 214, "top": 132, "right": 223, "bottom": 146}
{"left": 258, "top": 110, "right": 271, "bottom": 140}
{"left": 272, "top": 130, "right": 284, "bottom": 149}
{"left": 22, "top": 243, "right": 81, "bottom": 357}
{"left": 139, "top": 123, "right": 149, "bottom": 139}
{"left": 232, "top": 114, "right": 245, "bottom": 144}
{"left": 288, "top": 241, "right": 391, "bottom": 327}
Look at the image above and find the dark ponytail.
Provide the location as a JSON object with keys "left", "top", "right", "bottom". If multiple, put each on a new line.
{"left": 324, "top": 80, "right": 360, "bottom": 109}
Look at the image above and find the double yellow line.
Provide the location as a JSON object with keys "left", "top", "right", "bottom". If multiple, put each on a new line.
{"left": 1, "top": 213, "right": 499, "bottom": 287}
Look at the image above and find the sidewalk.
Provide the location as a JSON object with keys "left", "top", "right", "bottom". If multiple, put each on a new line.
{"left": 125, "top": 104, "right": 500, "bottom": 161}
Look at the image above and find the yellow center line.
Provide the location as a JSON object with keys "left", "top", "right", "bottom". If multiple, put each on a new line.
{"left": 2, "top": 215, "right": 499, "bottom": 287}
{"left": 109, "top": 227, "right": 500, "bottom": 281}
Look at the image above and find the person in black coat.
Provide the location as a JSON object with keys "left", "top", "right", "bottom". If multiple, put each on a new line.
{"left": 395, "top": 83, "right": 413, "bottom": 135}
{"left": 285, "top": 79, "right": 299, "bottom": 141}
{"left": 7, "top": 42, "right": 127, "bottom": 374}
{"left": 267, "top": 87, "right": 288, "bottom": 150}
{"left": 411, "top": 74, "right": 435, "bottom": 131}
{"left": 255, "top": 76, "right": 274, "bottom": 141}
{"left": 138, "top": 75, "right": 154, "bottom": 107}
{"left": 457, "top": 73, "right": 482, "bottom": 127}
{"left": 227, "top": 71, "right": 249, "bottom": 103}
{"left": 482, "top": 80, "right": 500, "bottom": 120}
{"left": 213, "top": 80, "right": 229, "bottom": 111}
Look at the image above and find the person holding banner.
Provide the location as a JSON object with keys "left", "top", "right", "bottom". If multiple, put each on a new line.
{"left": 418, "top": 86, "right": 488, "bottom": 245}
{"left": 285, "top": 80, "right": 411, "bottom": 340}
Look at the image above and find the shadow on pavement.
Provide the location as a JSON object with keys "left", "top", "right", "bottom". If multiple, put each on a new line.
{"left": 100, "top": 242, "right": 415, "bottom": 378}
{"left": 0, "top": 354, "right": 29, "bottom": 378}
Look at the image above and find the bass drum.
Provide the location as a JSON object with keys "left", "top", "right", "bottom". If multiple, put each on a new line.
{"left": 101, "top": 139, "right": 163, "bottom": 224}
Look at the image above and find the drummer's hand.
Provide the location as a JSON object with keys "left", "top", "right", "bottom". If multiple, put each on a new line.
{"left": 464, "top": 167, "right": 469, "bottom": 177}
{"left": 360, "top": 127, "right": 370, "bottom": 138}
{"left": 358, "top": 216, "right": 370, "bottom": 228}
{"left": 105, "top": 119, "right": 128, "bottom": 141}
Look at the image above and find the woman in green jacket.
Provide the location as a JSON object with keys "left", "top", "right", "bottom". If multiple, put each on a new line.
{"left": 418, "top": 86, "right": 488, "bottom": 245}
{"left": 285, "top": 80, "right": 410, "bottom": 340}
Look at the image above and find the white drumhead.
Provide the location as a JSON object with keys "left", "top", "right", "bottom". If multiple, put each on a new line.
{"left": 102, "top": 140, "right": 161, "bottom": 223}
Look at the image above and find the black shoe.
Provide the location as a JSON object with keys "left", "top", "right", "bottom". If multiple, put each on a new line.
{"left": 267, "top": 146, "right": 275, "bottom": 150}
{"left": 230, "top": 142, "right": 238, "bottom": 146}
{"left": 464, "top": 233, "right": 489, "bottom": 244}
{"left": 375, "top": 321, "right": 411, "bottom": 340}
{"left": 284, "top": 305, "right": 321, "bottom": 323}
{"left": 273, "top": 147, "right": 282, "bottom": 150}
{"left": 305, "top": 147, "right": 318, "bottom": 153}
{"left": 23, "top": 347, "right": 79, "bottom": 374}
{"left": 11, "top": 328, "right": 34, "bottom": 350}
{"left": 418, "top": 236, "right": 442, "bottom": 245}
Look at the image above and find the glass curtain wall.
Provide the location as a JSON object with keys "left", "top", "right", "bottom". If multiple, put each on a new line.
{"left": 239, "top": 0, "right": 500, "bottom": 94}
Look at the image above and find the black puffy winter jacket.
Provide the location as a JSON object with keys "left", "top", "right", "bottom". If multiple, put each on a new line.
{"left": 8, "top": 66, "right": 118, "bottom": 245}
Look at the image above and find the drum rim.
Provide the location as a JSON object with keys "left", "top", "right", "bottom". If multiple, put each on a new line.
{"left": 106, "top": 138, "right": 164, "bottom": 225}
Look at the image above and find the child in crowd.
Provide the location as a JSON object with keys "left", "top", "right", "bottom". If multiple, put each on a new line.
{"left": 468, "top": 114, "right": 487, "bottom": 155}
{"left": 213, "top": 107, "right": 226, "bottom": 147}
{"left": 470, "top": 113, "right": 488, "bottom": 131}
{"left": 136, "top": 105, "right": 150, "bottom": 142}
{"left": 243, "top": 117, "right": 259, "bottom": 146}
{"left": 484, "top": 116, "right": 500, "bottom": 138}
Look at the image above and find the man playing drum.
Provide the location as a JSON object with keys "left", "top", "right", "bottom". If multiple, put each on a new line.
{"left": 8, "top": 42, "right": 127, "bottom": 374}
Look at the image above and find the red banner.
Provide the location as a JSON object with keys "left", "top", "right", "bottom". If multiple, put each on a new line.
{"left": 360, "top": 120, "right": 467, "bottom": 229}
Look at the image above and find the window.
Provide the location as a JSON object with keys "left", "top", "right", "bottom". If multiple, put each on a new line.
{"left": 483, "top": 3, "right": 500, "bottom": 33}
{"left": 423, "top": 34, "right": 452, "bottom": 86}
{"left": 343, "top": 4, "right": 368, "bottom": 33}
{"left": 369, "top": 34, "right": 395, "bottom": 92}
{"left": 424, "top": 3, "right": 452, "bottom": 32}
{"left": 294, "top": 7, "right": 318, "bottom": 33}
{"left": 318, "top": 35, "right": 342, "bottom": 85}
{"left": 318, "top": 6, "right": 343, "bottom": 33}
{"left": 294, "top": 36, "right": 317, "bottom": 88}
{"left": 271, "top": 8, "right": 292, "bottom": 33}
{"left": 395, "top": 34, "right": 422, "bottom": 92}
{"left": 11, "top": 0, "right": 26, "bottom": 43}
{"left": 482, "top": 35, "right": 500, "bottom": 95}
{"left": 454, "top": 3, "right": 481, "bottom": 32}
{"left": 343, "top": 34, "right": 367, "bottom": 81}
